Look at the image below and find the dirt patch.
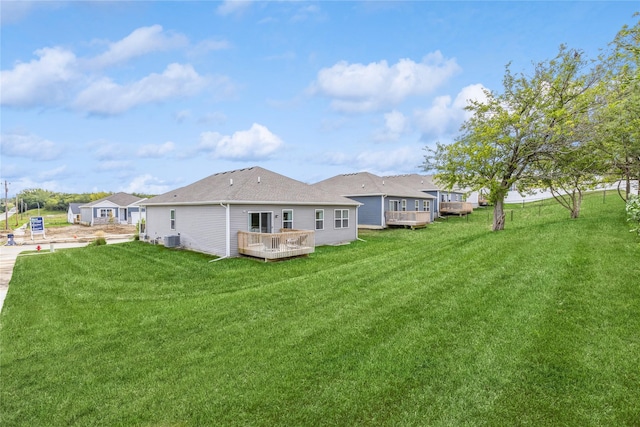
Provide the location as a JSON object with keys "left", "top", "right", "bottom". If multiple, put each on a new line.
{"left": 46, "top": 224, "right": 137, "bottom": 239}
{"left": 2, "top": 224, "right": 137, "bottom": 244}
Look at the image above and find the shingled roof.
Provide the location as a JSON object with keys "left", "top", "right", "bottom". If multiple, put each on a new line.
{"left": 81, "top": 192, "right": 143, "bottom": 207}
{"left": 142, "top": 166, "right": 360, "bottom": 206}
{"left": 313, "top": 172, "right": 435, "bottom": 199}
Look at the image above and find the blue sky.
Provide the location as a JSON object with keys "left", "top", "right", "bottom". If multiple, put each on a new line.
{"left": 1, "top": 1, "right": 637, "bottom": 196}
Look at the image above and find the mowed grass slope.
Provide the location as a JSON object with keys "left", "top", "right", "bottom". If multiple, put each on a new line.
{"left": 1, "top": 193, "right": 639, "bottom": 426}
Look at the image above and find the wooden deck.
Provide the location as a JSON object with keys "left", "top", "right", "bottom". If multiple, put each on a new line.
{"left": 238, "top": 229, "right": 315, "bottom": 261}
{"left": 440, "top": 202, "right": 474, "bottom": 215}
{"left": 384, "top": 211, "right": 431, "bottom": 229}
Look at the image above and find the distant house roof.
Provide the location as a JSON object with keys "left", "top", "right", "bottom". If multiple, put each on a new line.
{"left": 81, "top": 192, "right": 144, "bottom": 208}
{"left": 383, "top": 174, "right": 466, "bottom": 193}
{"left": 313, "top": 172, "right": 436, "bottom": 199}
{"left": 142, "top": 166, "right": 360, "bottom": 206}
{"left": 68, "top": 203, "right": 82, "bottom": 214}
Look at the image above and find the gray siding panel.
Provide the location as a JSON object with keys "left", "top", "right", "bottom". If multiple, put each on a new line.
{"left": 145, "top": 205, "right": 227, "bottom": 256}
{"left": 350, "top": 196, "right": 383, "bottom": 227}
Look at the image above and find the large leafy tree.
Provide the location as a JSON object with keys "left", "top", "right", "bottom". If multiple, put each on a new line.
{"left": 595, "top": 15, "right": 640, "bottom": 201}
{"left": 425, "top": 46, "right": 599, "bottom": 230}
{"left": 528, "top": 73, "right": 606, "bottom": 219}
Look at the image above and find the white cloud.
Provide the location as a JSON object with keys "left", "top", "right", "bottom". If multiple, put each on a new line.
{"left": 0, "top": 132, "right": 63, "bottom": 161}
{"left": 0, "top": 47, "right": 78, "bottom": 107}
{"left": 291, "top": 5, "right": 324, "bottom": 23}
{"left": 414, "top": 83, "right": 488, "bottom": 138}
{"left": 137, "top": 141, "right": 176, "bottom": 158}
{"left": 217, "top": 0, "right": 253, "bottom": 16}
{"left": 92, "top": 142, "right": 126, "bottom": 161}
{"left": 174, "top": 110, "right": 191, "bottom": 122}
{"left": 310, "top": 52, "right": 461, "bottom": 113}
{"left": 189, "top": 39, "right": 232, "bottom": 57}
{"left": 0, "top": 1, "right": 34, "bottom": 24}
{"left": 197, "top": 111, "right": 228, "bottom": 125}
{"left": 374, "top": 110, "right": 409, "bottom": 142}
{"left": 122, "top": 174, "right": 172, "bottom": 195}
{"left": 354, "top": 146, "right": 420, "bottom": 172}
{"left": 38, "top": 165, "right": 68, "bottom": 180}
{"left": 89, "top": 25, "right": 188, "bottom": 69}
{"left": 316, "top": 146, "right": 421, "bottom": 174}
{"left": 198, "top": 123, "right": 284, "bottom": 161}
{"left": 95, "top": 160, "right": 132, "bottom": 172}
{"left": 74, "top": 63, "right": 210, "bottom": 115}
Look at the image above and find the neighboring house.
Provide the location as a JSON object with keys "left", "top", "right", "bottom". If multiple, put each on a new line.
{"left": 383, "top": 174, "right": 474, "bottom": 216}
{"left": 79, "top": 192, "right": 144, "bottom": 226}
{"left": 313, "top": 172, "right": 436, "bottom": 229}
{"left": 67, "top": 203, "right": 82, "bottom": 224}
{"left": 140, "top": 166, "right": 361, "bottom": 260}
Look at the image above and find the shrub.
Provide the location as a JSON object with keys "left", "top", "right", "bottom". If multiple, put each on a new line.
{"left": 93, "top": 230, "right": 107, "bottom": 246}
{"left": 626, "top": 195, "right": 640, "bottom": 237}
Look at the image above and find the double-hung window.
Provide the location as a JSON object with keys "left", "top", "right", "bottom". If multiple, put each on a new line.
{"left": 315, "top": 210, "right": 324, "bottom": 230}
{"left": 170, "top": 209, "right": 176, "bottom": 230}
{"left": 423, "top": 200, "right": 430, "bottom": 212}
{"left": 334, "top": 209, "right": 349, "bottom": 229}
{"left": 415, "top": 200, "right": 419, "bottom": 211}
{"left": 282, "top": 209, "right": 293, "bottom": 229}
{"left": 401, "top": 200, "right": 407, "bottom": 211}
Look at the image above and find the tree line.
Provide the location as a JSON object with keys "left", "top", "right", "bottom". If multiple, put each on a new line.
{"left": 8, "top": 189, "right": 154, "bottom": 213}
{"left": 425, "top": 15, "right": 639, "bottom": 231}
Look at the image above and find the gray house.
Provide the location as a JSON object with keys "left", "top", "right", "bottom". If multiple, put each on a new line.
{"left": 79, "top": 192, "right": 144, "bottom": 226}
{"left": 141, "top": 166, "right": 361, "bottom": 260}
{"left": 67, "top": 203, "right": 82, "bottom": 224}
{"left": 383, "top": 174, "right": 473, "bottom": 216}
{"left": 313, "top": 172, "right": 436, "bottom": 229}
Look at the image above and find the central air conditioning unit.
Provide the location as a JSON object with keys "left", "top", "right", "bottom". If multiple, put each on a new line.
{"left": 164, "top": 235, "right": 180, "bottom": 248}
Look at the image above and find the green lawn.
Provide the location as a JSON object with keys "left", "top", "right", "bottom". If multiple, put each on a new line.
{"left": 1, "top": 193, "right": 639, "bottom": 426}
{"left": 1, "top": 209, "right": 68, "bottom": 232}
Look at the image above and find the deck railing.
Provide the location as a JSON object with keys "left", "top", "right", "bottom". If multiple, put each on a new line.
{"left": 238, "top": 229, "right": 315, "bottom": 261}
{"left": 385, "top": 211, "right": 431, "bottom": 228}
{"left": 440, "top": 202, "right": 474, "bottom": 214}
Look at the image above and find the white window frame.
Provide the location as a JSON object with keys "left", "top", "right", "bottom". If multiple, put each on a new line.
{"left": 315, "top": 209, "right": 324, "bottom": 230}
{"left": 248, "top": 211, "right": 273, "bottom": 233}
{"left": 334, "top": 209, "right": 349, "bottom": 229}
{"left": 170, "top": 209, "right": 176, "bottom": 230}
{"left": 415, "top": 200, "right": 419, "bottom": 211}
{"left": 401, "top": 200, "right": 407, "bottom": 211}
{"left": 282, "top": 209, "right": 293, "bottom": 229}
{"left": 423, "top": 200, "right": 430, "bottom": 212}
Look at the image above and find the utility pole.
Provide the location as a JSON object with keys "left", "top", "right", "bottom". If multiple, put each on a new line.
{"left": 4, "top": 180, "right": 8, "bottom": 231}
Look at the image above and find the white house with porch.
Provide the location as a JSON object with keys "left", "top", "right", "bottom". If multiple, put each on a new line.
{"left": 79, "top": 192, "right": 144, "bottom": 226}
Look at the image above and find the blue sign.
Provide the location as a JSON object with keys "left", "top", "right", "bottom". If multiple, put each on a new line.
{"left": 30, "top": 216, "right": 44, "bottom": 233}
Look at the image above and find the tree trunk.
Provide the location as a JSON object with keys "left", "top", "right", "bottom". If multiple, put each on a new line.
{"left": 570, "top": 190, "right": 582, "bottom": 219}
{"left": 493, "top": 198, "right": 506, "bottom": 231}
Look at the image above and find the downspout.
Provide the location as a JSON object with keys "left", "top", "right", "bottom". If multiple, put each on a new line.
{"left": 210, "top": 202, "right": 231, "bottom": 262}
{"left": 356, "top": 203, "right": 366, "bottom": 242}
